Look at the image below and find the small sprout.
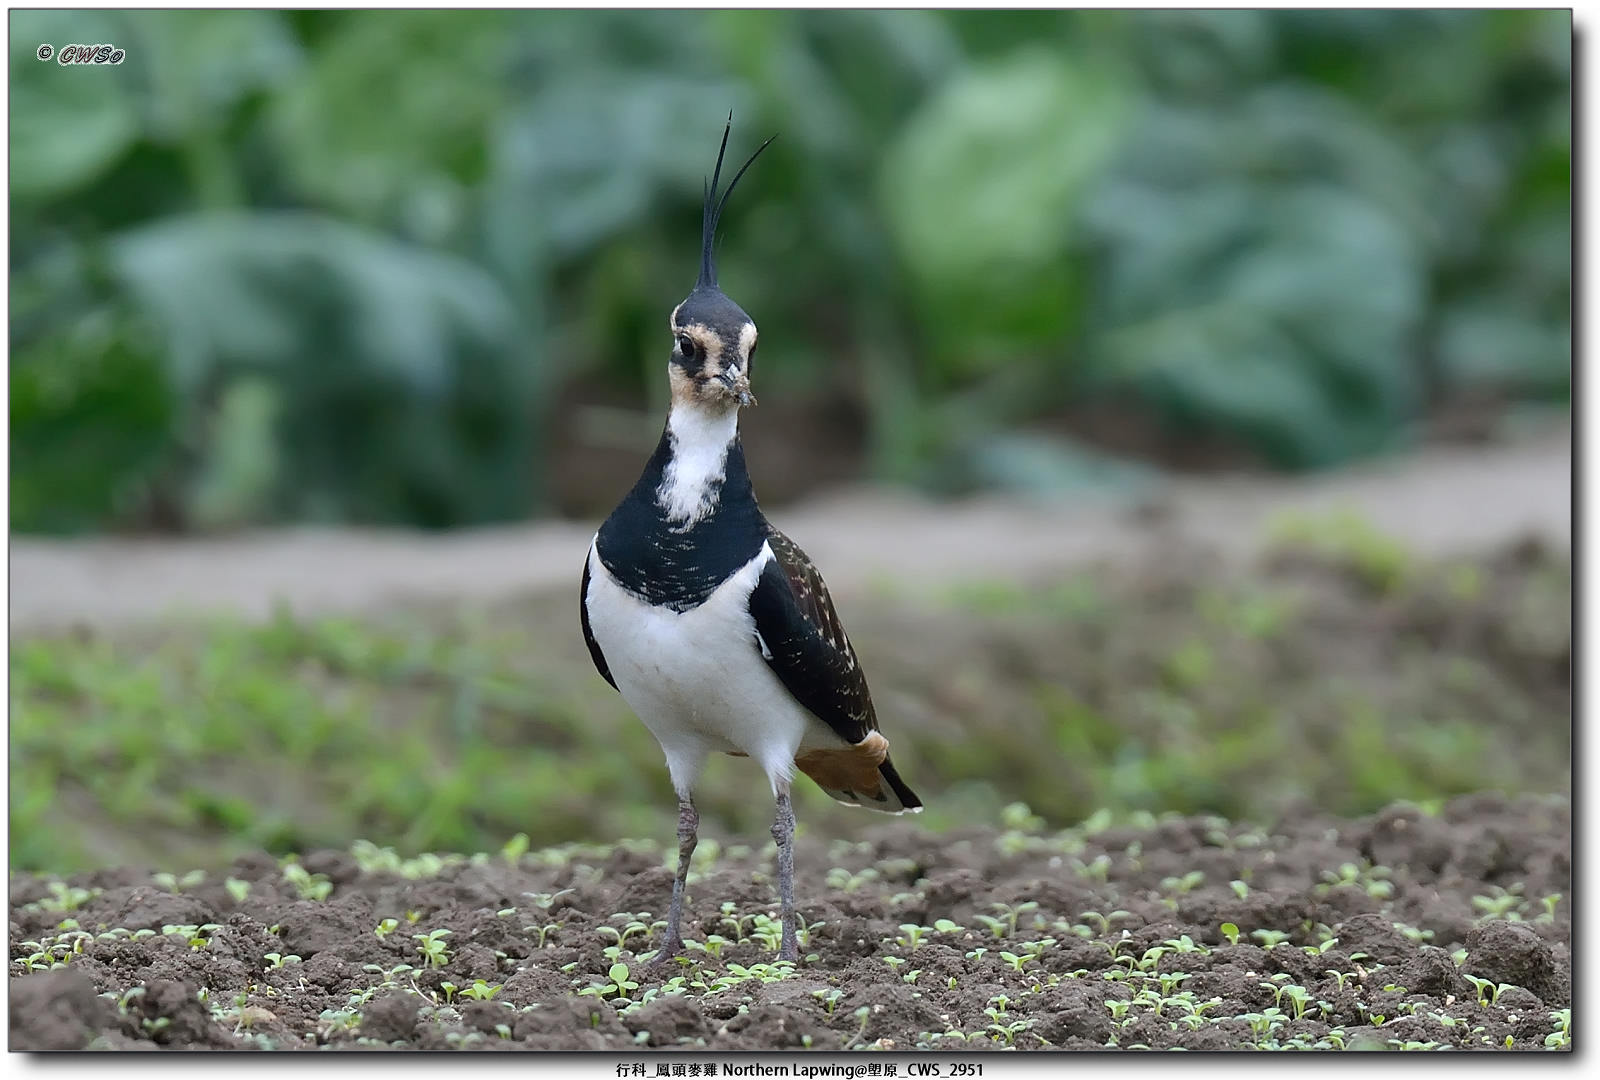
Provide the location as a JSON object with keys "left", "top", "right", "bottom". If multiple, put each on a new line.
{"left": 1161, "top": 871, "right": 1205, "bottom": 895}
{"left": 1220, "top": 922, "right": 1240, "bottom": 946}
{"left": 1471, "top": 885, "right": 1527, "bottom": 922}
{"left": 896, "top": 924, "right": 932, "bottom": 950}
{"left": 844, "top": 1005, "right": 872, "bottom": 1050}
{"left": 461, "top": 980, "right": 502, "bottom": 1001}
{"left": 224, "top": 878, "right": 252, "bottom": 904}
{"left": 933, "top": 919, "right": 964, "bottom": 935}
{"left": 282, "top": 862, "right": 333, "bottom": 902}
{"left": 1251, "top": 929, "right": 1290, "bottom": 949}
{"left": 414, "top": 929, "right": 452, "bottom": 968}
{"left": 374, "top": 919, "right": 399, "bottom": 939}
{"left": 263, "top": 952, "right": 301, "bottom": 970}
{"left": 1230, "top": 880, "right": 1250, "bottom": 900}
{"left": 502, "top": 833, "right": 530, "bottom": 864}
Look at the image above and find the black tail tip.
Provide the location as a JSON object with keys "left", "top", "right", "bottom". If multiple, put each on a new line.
{"left": 880, "top": 758, "right": 923, "bottom": 811}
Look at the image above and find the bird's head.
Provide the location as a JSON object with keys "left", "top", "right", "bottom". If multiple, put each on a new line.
{"left": 668, "top": 117, "right": 775, "bottom": 413}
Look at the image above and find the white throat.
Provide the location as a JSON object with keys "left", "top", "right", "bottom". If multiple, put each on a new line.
{"left": 658, "top": 403, "right": 740, "bottom": 527}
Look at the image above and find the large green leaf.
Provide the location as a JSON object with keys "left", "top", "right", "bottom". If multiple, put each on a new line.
{"left": 9, "top": 11, "right": 140, "bottom": 199}
{"left": 882, "top": 48, "right": 1131, "bottom": 284}
{"left": 110, "top": 211, "right": 520, "bottom": 393}
{"left": 879, "top": 48, "right": 1133, "bottom": 370}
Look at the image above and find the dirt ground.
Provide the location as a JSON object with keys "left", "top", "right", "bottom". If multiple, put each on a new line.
{"left": 9, "top": 792, "right": 1570, "bottom": 1052}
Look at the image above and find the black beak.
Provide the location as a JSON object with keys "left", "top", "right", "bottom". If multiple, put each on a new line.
{"left": 718, "top": 370, "right": 756, "bottom": 407}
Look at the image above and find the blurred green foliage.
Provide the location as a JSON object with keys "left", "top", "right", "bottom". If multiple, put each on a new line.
{"left": 10, "top": 10, "right": 1570, "bottom": 532}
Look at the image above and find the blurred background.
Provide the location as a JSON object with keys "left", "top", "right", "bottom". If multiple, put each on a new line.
{"left": 9, "top": 9, "right": 1571, "bottom": 872}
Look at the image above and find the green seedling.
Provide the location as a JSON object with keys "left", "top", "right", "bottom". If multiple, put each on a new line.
{"left": 374, "top": 919, "right": 399, "bottom": 939}
{"left": 414, "top": 929, "right": 452, "bottom": 968}
{"left": 750, "top": 913, "right": 788, "bottom": 952}
{"left": 932, "top": 919, "right": 964, "bottom": 935}
{"left": 980, "top": 901, "right": 1038, "bottom": 939}
{"left": 1220, "top": 922, "right": 1240, "bottom": 946}
{"left": 578, "top": 962, "right": 639, "bottom": 1002}
{"left": 30, "top": 882, "right": 97, "bottom": 913}
{"left": 896, "top": 924, "right": 932, "bottom": 950}
{"left": 1545, "top": 1009, "right": 1570, "bottom": 1049}
{"left": 152, "top": 870, "right": 207, "bottom": 893}
{"left": 719, "top": 902, "right": 758, "bottom": 942}
{"left": 844, "top": 1006, "right": 871, "bottom": 1051}
{"left": 501, "top": 833, "right": 530, "bottom": 864}
{"left": 823, "top": 867, "right": 880, "bottom": 894}
{"left": 598, "top": 920, "right": 651, "bottom": 950}
{"left": 974, "top": 914, "right": 1007, "bottom": 939}
{"left": 224, "top": 878, "right": 252, "bottom": 904}
{"left": 1156, "top": 972, "right": 1190, "bottom": 996}
{"left": 813, "top": 988, "right": 843, "bottom": 1018}
{"left": 1471, "top": 886, "right": 1526, "bottom": 921}
{"left": 282, "top": 863, "right": 333, "bottom": 902}
{"left": 1251, "top": 929, "right": 1290, "bottom": 949}
{"left": 1537, "top": 894, "right": 1562, "bottom": 923}
{"left": 1461, "top": 975, "right": 1516, "bottom": 1008}
{"left": 1281, "top": 985, "right": 1312, "bottom": 1021}
{"left": 461, "top": 980, "right": 502, "bottom": 1001}
{"left": 686, "top": 934, "right": 729, "bottom": 960}
{"left": 263, "top": 952, "right": 301, "bottom": 970}
{"left": 1241, "top": 1008, "right": 1284, "bottom": 1040}
{"left": 986, "top": 1018, "right": 1033, "bottom": 1046}
{"left": 1161, "top": 871, "right": 1205, "bottom": 895}
{"left": 1069, "top": 855, "right": 1112, "bottom": 882}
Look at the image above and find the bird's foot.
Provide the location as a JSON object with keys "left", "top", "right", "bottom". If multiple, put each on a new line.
{"left": 644, "top": 942, "right": 687, "bottom": 974}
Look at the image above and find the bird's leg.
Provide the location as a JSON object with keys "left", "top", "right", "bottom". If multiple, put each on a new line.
{"left": 653, "top": 796, "right": 698, "bottom": 966}
{"left": 771, "top": 788, "right": 800, "bottom": 962}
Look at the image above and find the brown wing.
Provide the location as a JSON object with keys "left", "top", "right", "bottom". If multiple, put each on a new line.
{"left": 752, "top": 529, "right": 921, "bottom": 811}
{"left": 756, "top": 527, "right": 878, "bottom": 742}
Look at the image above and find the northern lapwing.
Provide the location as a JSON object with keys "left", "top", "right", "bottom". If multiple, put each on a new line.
{"left": 580, "top": 116, "right": 923, "bottom": 963}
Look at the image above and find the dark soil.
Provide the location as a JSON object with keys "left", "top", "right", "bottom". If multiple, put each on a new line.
{"left": 9, "top": 792, "right": 1570, "bottom": 1052}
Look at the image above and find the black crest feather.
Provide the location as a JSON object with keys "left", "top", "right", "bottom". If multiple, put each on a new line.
{"left": 699, "top": 113, "right": 777, "bottom": 289}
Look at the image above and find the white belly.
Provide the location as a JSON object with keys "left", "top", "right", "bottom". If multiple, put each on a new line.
{"left": 584, "top": 540, "right": 835, "bottom": 795}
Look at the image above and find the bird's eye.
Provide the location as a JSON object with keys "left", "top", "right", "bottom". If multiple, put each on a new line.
{"left": 676, "top": 334, "right": 697, "bottom": 359}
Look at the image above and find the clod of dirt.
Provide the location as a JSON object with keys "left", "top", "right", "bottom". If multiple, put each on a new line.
{"left": 511, "top": 996, "right": 627, "bottom": 1049}
{"left": 1336, "top": 912, "right": 1416, "bottom": 964}
{"left": 360, "top": 992, "right": 422, "bottom": 1043}
{"left": 129, "top": 979, "right": 239, "bottom": 1049}
{"left": 1465, "top": 921, "right": 1569, "bottom": 1007}
{"left": 8, "top": 970, "right": 118, "bottom": 1051}
{"left": 622, "top": 993, "right": 708, "bottom": 1045}
{"left": 716, "top": 1003, "right": 827, "bottom": 1049}
{"left": 275, "top": 895, "right": 380, "bottom": 963}
{"left": 105, "top": 888, "right": 219, "bottom": 932}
